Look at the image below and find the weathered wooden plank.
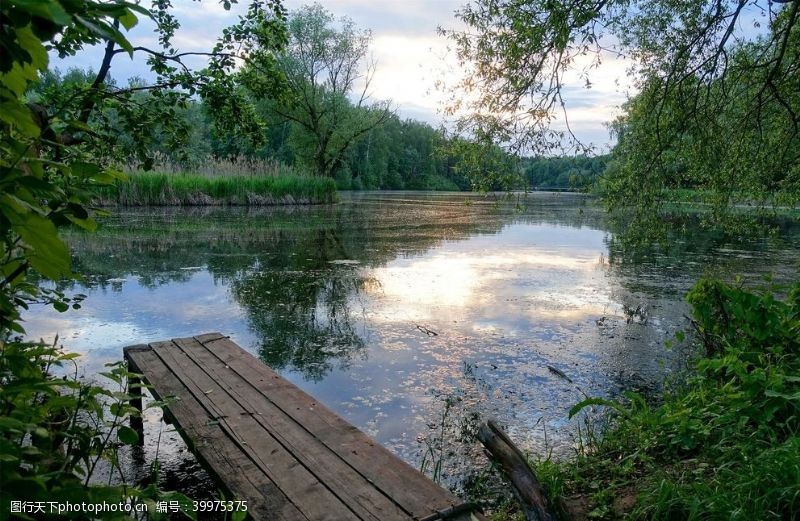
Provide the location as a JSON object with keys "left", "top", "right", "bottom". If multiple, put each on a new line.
{"left": 149, "top": 340, "right": 360, "bottom": 521}
{"left": 171, "top": 336, "right": 410, "bottom": 521}
{"left": 196, "top": 334, "right": 463, "bottom": 519}
{"left": 124, "top": 346, "right": 308, "bottom": 521}
{"left": 127, "top": 334, "right": 486, "bottom": 521}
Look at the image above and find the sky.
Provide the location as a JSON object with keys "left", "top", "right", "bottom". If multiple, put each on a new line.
{"left": 52, "top": 0, "right": 635, "bottom": 149}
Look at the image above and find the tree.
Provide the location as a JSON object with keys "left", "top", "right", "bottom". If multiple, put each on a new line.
{"left": 261, "top": 3, "right": 392, "bottom": 178}
{"left": 602, "top": 16, "right": 800, "bottom": 238}
{"left": 1, "top": 0, "right": 286, "bottom": 332}
{"left": 443, "top": 0, "right": 800, "bottom": 232}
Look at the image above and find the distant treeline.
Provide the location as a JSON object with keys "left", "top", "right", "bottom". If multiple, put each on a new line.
{"left": 31, "top": 68, "right": 609, "bottom": 193}
{"left": 30, "top": 68, "right": 473, "bottom": 190}
{"left": 521, "top": 155, "right": 610, "bottom": 191}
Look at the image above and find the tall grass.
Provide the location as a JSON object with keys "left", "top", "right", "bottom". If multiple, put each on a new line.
{"left": 531, "top": 278, "right": 800, "bottom": 520}
{"left": 134, "top": 156, "right": 297, "bottom": 177}
{"left": 96, "top": 172, "right": 338, "bottom": 206}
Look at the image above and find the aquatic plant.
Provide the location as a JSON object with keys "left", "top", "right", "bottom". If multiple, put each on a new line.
{"left": 542, "top": 278, "right": 800, "bottom": 519}
{"left": 94, "top": 172, "right": 338, "bottom": 206}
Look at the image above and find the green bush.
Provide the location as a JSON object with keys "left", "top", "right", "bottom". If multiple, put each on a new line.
{"left": 0, "top": 339, "right": 194, "bottom": 519}
{"left": 557, "top": 278, "right": 800, "bottom": 520}
{"left": 95, "top": 172, "right": 338, "bottom": 206}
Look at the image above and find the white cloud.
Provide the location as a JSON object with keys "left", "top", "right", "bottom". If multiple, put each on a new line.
{"left": 50, "top": 0, "right": 632, "bottom": 146}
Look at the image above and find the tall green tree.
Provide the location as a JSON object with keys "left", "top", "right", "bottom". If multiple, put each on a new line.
{"left": 1, "top": 0, "right": 287, "bottom": 331}
{"left": 259, "top": 3, "right": 392, "bottom": 178}
{"left": 444, "top": 0, "right": 800, "bottom": 229}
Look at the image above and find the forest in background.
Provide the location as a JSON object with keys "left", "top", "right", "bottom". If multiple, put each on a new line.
{"left": 33, "top": 67, "right": 611, "bottom": 192}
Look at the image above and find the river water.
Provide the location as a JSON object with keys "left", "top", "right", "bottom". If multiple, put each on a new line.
{"left": 22, "top": 191, "right": 800, "bottom": 493}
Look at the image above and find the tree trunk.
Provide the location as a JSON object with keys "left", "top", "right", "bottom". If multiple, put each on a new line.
{"left": 477, "top": 420, "right": 556, "bottom": 521}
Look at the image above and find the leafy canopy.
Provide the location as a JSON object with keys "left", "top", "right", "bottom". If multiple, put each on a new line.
{"left": 445, "top": 0, "right": 800, "bottom": 232}
{"left": 0, "top": 0, "right": 287, "bottom": 332}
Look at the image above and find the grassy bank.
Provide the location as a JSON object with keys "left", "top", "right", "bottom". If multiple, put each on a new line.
{"left": 524, "top": 278, "right": 800, "bottom": 520}
{"left": 95, "top": 172, "right": 338, "bottom": 206}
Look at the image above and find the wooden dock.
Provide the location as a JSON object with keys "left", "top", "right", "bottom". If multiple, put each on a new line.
{"left": 124, "top": 333, "right": 484, "bottom": 521}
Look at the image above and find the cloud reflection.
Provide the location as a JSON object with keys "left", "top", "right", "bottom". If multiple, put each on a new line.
{"left": 366, "top": 229, "right": 607, "bottom": 327}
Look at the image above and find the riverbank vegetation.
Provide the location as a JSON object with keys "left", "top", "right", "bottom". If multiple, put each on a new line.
{"left": 445, "top": 0, "right": 800, "bottom": 519}
{"left": 96, "top": 172, "right": 337, "bottom": 206}
{"left": 524, "top": 278, "right": 800, "bottom": 520}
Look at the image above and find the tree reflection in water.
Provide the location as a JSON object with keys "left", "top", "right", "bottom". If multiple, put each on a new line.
{"left": 232, "top": 266, "right": 370, "bottom": 381}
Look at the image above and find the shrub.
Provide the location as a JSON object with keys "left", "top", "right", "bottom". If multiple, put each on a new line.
{"left": 561, "top": 277, "right": 800, "bottom": 520}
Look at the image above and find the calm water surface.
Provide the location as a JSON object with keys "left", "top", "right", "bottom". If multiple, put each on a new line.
{"left": 23, "top": 192, "right": 800, "bottom": 490}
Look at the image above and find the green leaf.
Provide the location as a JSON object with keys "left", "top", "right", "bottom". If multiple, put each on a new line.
{"left": 125, "top": 3, "right": 153, "bottom": 18}
{"left": 765, "top": 390, "right": 800, "bottom": 401}
{"left": 66, "top": 214, "right": 97, "bottom": 231}
{"left": 0, "top": 417, "right": 25, "bottom": 432}
{"left": 12, "top": 0, "right": 71, "bottom": 25}
{"left": 0, "top": 196, "right": 71, "bottom": 279}
{"left": 75, "top": 17, "right": 134, "bottom": 56}
{"left": 0, "top": 101, "right": 40, "bottom": 137}
{"left": 568, "top": 397, "right": 630, "bottom": 419}
{"left": 66, "top": 119, "right": 93, "bottom": 132}
{"left": 117, "top": 425, "right": 139, "bottom": 445}
{"left": 71, "top": 161, "right": 101, "bottom": 178}
{"left": 119, "top": 10, "right": 139, "bottom": 31}
{"left": 14, "top": 24, "right": 49, "bottom": 70}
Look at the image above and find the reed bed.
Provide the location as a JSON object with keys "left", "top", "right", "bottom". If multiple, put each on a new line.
{"left": 96, "top": 172, "right": 338, "bottom": 206}
{"left": 133, "top": 156, "right": 297, "bottom": 178}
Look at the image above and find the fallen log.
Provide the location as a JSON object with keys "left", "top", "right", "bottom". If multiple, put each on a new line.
{"left": 477, "top": 420, "right": 556, "bottom": 521}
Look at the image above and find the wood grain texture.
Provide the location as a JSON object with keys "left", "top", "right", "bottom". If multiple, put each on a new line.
{"left": 477, "top": 420, "right": 554, "bottom": 521}
{"left": 123, "top": 333, "right": 486, "bottom": 521}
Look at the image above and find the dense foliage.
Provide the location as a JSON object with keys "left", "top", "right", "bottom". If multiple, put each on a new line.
{"left": 0, "top": 0, "right": 287, "bottom": 518}
{"left": 536, "top": 278, "right": 800, "bottom": 519}
{"left": 600, "top": 6, "right": 800, "bottom": 240}
{"left": 445, "top": 0, "right": 800, "bottom": 224}
{"left": 50, "top": 72, "right": 520, "bottom": 191}
{"left": 522, "top": 155, "right": 608, "bottom": 191}
{"left": 217, "top": 103, "right": 480, "bottom": 191}
{"left": 0, "top": 342, "right": 190, "bottom": 519}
